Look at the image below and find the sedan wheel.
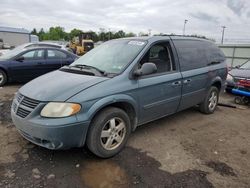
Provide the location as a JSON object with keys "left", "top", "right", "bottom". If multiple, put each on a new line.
{"left": 0, "top": 70, "right": 7, "bottom": 86}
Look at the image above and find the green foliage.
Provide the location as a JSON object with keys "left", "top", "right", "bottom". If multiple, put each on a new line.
{"left": 33, "top": 27, "right": 137, "bottom": 42}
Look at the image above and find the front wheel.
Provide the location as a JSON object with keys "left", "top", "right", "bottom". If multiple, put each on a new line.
{"left": 0, "top": 70, "right": 7, "bottom": 87}
{"left": 199, "top": 86, "right": 219, "bottom": 114}
{"left": 86, "top": 107, "right": 131, "bottom": 158}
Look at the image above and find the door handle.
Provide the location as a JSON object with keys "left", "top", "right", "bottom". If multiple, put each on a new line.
{"left": 37, "top": 62, "right": 43, "bottom": 65}
{"left": 183, "top": 79, "right": 192, "bottom": 84}
{"left": 172, "top": 81, "right": 181, "bottom": 87}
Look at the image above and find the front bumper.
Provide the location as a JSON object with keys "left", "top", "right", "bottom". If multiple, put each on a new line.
{"left": 11, "top": 109, "right": 90, "bottom": 149}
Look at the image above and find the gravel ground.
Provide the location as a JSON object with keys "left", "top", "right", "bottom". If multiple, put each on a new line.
{"left": 0, "top": 84, "right": 250, "bottom": 188}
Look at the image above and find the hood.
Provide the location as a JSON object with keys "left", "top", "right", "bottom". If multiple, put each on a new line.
{"left": 229, "top": 68, "right": 250, "bottom": 79}
{"left": 0, "top": 59, "right": 9, "bottom": 63}
{"left": 19, "top": 70, "right": 109, "bottom": 101}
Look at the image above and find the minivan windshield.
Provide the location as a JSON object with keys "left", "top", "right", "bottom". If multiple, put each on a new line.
{"left": 71, "top": 39, "right": 147, "bottom": 74}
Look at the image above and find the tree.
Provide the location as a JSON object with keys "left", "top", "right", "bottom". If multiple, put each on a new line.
{"left": 31, "top": 28, "right": 37, "bottom": 35}
{"left": 38, "top": 28, "right": 46, "bottom": 40}
{"left": 125, "top": 32, "right": 136, "bottom": 37}
{"left": 69, "top": 29, "right": 82, "bottom": 39}
{"left": 114, "top": 30, "right": 126, "bottom": 38}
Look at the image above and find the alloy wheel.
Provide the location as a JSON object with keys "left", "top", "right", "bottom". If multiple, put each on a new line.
{"left": 208, "top": 91, "right": 218, "bottom": 111}
{"left": 100, "top": 117, "right": 126, "bottom": 150}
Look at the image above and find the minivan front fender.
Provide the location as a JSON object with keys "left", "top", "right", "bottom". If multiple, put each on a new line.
{"left": 88, "top": 94, "right": 138, "bottom": 119}
{"left": 76, "top": 94, "right": 139, "bottom": 127}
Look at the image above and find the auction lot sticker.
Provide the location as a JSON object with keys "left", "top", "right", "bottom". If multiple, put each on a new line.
{"left": 128, "top": 41, "right": 145, "bottom": 46}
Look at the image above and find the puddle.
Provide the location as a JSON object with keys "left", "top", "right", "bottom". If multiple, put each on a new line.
{"left": 206, "top": 161, "right": 236, "bottom": 176}
{"left": 81, "top": 160, "right": 127, "bottom": 188}
{"left": 0, "top": 145, "right": 215, "bottom": 188}
{"left": 80, "top": 147, "right": 213, "bottom": 188}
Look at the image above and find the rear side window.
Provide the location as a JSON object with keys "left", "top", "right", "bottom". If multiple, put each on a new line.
{"left": 173, "top": 40, "right": 208, "bottom": 71}
{"left": 47, "top": 50, "right": 67, "bottom": 59}
{"left": 205, "top": 44, "right": 225, "bottom": 63}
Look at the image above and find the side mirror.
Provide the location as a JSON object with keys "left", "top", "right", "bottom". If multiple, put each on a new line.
{"left": 235, "top": 65, "right": 240, "bottom": 69}
{"left": 16, "top": 56, "right": 24, "bottom": 62}
{"left": 133, "top": 62, "right": 157, "bottom": 77}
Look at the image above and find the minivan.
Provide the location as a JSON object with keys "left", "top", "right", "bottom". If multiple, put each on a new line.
{"left": 11, "top": 36, "right": 227, "bottom": 158}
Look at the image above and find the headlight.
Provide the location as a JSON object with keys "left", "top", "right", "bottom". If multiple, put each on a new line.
{"left": 41, "top": 102, "right": 81, "bottom": 118}
{"left": 227, "top": 74, "right": 233, "bottom": 81}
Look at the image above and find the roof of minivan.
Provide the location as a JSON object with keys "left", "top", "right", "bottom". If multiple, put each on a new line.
{"left": 118, "top": 35, "right": 214, "bottom": 43}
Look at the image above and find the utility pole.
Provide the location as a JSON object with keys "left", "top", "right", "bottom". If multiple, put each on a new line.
{"left": 183, "top": 19, "right": 188, "bottom": 35}
{"left": 221, "top": 26, "right": 226, "bottom": 44}
{"left": 148, "top": 29, "right": 152, "bottom": 36}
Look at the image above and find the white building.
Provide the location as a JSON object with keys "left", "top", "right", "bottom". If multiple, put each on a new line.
{"left": 0, "top": 26, "right": 38, "bottom": 47}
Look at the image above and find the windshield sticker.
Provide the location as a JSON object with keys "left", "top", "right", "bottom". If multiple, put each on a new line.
{"left": 128, "top": 41, "right": 145, "bottom": 46}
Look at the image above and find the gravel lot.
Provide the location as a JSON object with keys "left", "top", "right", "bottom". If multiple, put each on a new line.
{"left": 0, "top": 84, "right": 250, "bottom": 188}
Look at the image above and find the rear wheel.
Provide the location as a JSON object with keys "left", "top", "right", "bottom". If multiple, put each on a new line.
{"left": 87, "top": 107, "right": 131, "bottom": 158}
{"left": 0, "top": 70, "right": 7, "bottom": 87}
{"left": 199, "top": 86, "right": 219, "bottom": 114}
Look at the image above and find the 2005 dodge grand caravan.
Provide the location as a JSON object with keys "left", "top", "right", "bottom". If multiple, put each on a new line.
{"left": 11, "top": 36, "right": 227, "bottom": 158}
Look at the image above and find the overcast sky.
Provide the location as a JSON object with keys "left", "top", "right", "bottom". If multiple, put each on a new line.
{"left": 1, "top": 0, "right": 250, "bottom": 42}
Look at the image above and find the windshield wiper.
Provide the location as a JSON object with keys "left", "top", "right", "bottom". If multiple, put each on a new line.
{"left": 70, "top": 64, "right": 107, "bottom": 76}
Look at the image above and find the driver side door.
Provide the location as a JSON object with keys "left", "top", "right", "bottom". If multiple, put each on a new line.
{"left": 10, "top": 49, "right": 46, "bottom": 82}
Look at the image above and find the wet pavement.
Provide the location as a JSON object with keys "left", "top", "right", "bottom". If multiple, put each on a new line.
{"left": 0, "top": 84, "right": 250, "bottom": 188}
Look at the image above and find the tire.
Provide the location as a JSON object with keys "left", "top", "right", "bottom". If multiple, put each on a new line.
{"left": 234, "top": 96, "right": 242, "bottom": 105}
{"left": 0, "top": 69, "right": 7, "bottom": 87}
{"left": 199, "top": 86, "right": 219, "bottom": 114}
{"left": 86, "top": 107, "right": 131, "bottom": 158}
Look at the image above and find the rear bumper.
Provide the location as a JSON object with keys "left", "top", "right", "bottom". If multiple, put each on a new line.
{"left": 11, "top": 110, "right": 90, "bottom": 149}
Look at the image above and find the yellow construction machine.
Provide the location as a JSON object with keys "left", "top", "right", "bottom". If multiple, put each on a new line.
{"left": 70, "top": 32, "right": 94, "bottom": 56}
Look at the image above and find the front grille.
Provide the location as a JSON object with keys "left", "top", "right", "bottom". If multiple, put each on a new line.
{"left": 21, "top": 97, "right": 40, "bottom": 109}
{"left": 17, "top": 107, "right": 30, "bottom": 118}
{"left": 16, "top": 92, "right": 23, "bottom": 103}
{"left": 13, "top": 93, "right": 40, "bottom": 118}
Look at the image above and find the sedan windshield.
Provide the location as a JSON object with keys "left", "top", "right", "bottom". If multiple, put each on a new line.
{"left": 240, "top": 60, "right": 250, "bottom": 69}
{"left": 0, "top": 44, "right": 27, "bottom": 60}
{"left": 71, "top": 39, "right": 147, "bottom": 74}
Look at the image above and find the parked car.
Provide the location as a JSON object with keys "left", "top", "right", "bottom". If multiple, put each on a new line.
{"left": 11, "top": 36, "right": 227, "bottom": 158}
{"left": 226, "top": 60, "right": 250, "bottom": 91}
{"left": 16, "top": 42, "right": 69, "bottom": 50}
{"left": 0, "top": 42, "right": 71, "bottom": 57}
{"left": 0, "top": 47, "right": 78, "bottom": 86}
{"left": 0, "top": 49, "right": 10, "bottom": 56}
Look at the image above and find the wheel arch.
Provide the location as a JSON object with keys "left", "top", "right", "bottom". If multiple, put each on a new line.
{"left": 88, "top": 95, "right": 138, "bottom": 131}
{"left": 0, "top": 66, "right": 9, "bottom": 81}
{"left": 210, "top": 77, "right": 222, "bottom": 91}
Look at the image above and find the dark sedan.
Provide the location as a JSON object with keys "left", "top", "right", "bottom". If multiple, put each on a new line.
{"left": 0, "top": 47, "right": 78, "bottom": 86}
{"left": 226, "top": 60, "right": 250, "bottom": 91}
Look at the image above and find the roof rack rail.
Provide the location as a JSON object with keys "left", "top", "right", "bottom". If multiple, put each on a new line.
{"left": 153, "top": 34, "right": 211, "bottom": 40}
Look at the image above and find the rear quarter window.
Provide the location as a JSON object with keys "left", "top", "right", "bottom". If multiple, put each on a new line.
{"left": 173, "top": 40, "right": 208, "bottom": 71}
{"left": 205, "top": 44, "right": 225, "bottom": 63}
